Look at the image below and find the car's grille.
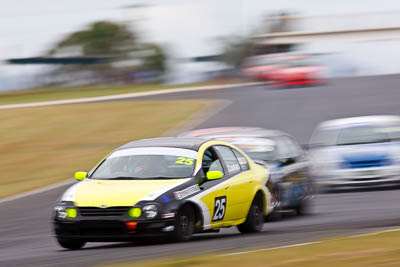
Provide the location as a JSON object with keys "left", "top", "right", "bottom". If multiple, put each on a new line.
{"left": 79, "top": 221, "right": 126, "bottom": 236}
{"left": 347, "top": 160, "right": 390, "bottom": 169}
{"left": 78, "top": 207, "right": 129, "bottom": 217}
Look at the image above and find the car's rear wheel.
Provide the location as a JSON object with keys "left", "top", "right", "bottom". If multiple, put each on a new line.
{"left": 296, "top": 182, "right": 313, "bottom": 216}
{"left": 172, "top": 205, "right": 195, "bottom": 242}
{"left": 237, "top": 194, "right": 264, "bottom": 233}
{"left": 296, "top": 197, "right": 312, "bottom": 215}
{"left": 57, "top": 238, "right": 86, "bottom": 250}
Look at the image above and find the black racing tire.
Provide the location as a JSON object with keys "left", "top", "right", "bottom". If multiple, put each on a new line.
{"left": 296, "top": 198, "right": 311, "bottom": 216}
{"left": 264, "top": 209, "right": 282, "bottom": 222}
{"left": 296, "top": 181, "right": 314, "bottom": 216}
{"left": 57, "top": 238, "right": 86, "bottom": 250}
{"left": 171, "top": 205, "right": 195, "bottom": 242}
{"left": 237, "top": 194, "right": 264, "bottom": 233}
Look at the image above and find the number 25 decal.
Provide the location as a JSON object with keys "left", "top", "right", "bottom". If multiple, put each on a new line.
{"left": 212, "top": 196, "right": 226, "bottom": 221}
{"left": 175, "top": 157, "right": 194, "bottom": 165}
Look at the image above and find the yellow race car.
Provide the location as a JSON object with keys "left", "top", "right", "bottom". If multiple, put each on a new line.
{"left": 53, "top": 137, "right": 272, "bottom": 249}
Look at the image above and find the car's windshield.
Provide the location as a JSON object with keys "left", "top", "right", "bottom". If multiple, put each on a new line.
{"left": 337, "top": 125, "right": 391, "bottom": 145}
{"left": 90, "top": 147, "right": 197, "bottom": 180}
{"left": 311, "top": 123, "right": 400, "bottom": 147}
{"left": 243, "top": 57, "right": 272, "bottom": 67}
{"left": 284, "top": 57, "right": 315, "bottom": 67}
{"left": 225, "top": 137, "right": 276, "bottom": 161}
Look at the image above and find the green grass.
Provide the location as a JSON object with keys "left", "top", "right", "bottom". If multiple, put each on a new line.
{"left": 0, "top": 81, "right": 231, "bottom": 105}
{"left": 0, "top": 100, "right": 210, "bottom": 198}
{"left": 107, "top": 229, "right": 400, "bottom": 267}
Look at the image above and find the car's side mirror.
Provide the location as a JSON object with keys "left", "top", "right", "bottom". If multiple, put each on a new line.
{"left": 279, "top": 157, "right": 296, "bottom": 167}
{"left": 206, "top": 170, "right": 223, "bottom": 180}
{"left": 74, "top": 171, "right": 88, "bottom": 181}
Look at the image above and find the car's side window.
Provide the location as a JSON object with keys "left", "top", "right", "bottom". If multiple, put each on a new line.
{"left": 232, "top": 149, "right": 249, "bottom": 171}
{"left": 209, "top": 159, "right": 224, "bottom": 173}
{"left": 276, "top": 136, "right": 294, "bottom": 160}
{"left": 202, "top": 148, "right": 224, "bottom": 175}
{"left": 288, "top": 136, "right": 304, "bottom": 157}
{"left": 214, "top": 146, "right": 241, "bottom": 175}
{"left": 276, "top": 136, "right": 293, "bottom": 160}
{"left": 281, "top": 136, "right": 301, "bottom": 159}
{"left": 275, "top": 136, "right": 303, "bottom": 165}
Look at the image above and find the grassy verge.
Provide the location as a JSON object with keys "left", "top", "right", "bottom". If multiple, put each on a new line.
{"left": 109, "top": 229, "right": 400, "bottom": 267}
{"left": 0, "top": 81, "right": 236, "bottom": 105}
{"left": 0, "top": 100, "right": 210, "bottom": 199}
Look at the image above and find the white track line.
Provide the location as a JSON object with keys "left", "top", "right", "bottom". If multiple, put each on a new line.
{"left": 0, "top": 179, "right": 75, "bottom": 205}
{"left": 347, "top": 227, "right": 400, "bottom": 238}
{"left": 220, "top": 241, "right": 322, "bottom": 256}
{"left": 219, "top": 227, "right": 400, "bottom": 257}
{"left": 0, "top": 82, "right": 263, "bottom": 110}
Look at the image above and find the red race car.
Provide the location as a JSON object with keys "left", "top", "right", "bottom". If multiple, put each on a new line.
{"left": 241, "top": 54, "right": 281, "bottom": 82}
{"left": 269, "top": 55, "right": 326, "bottom": 87}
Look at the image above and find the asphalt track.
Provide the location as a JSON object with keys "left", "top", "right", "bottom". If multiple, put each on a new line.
{"left": 2, "top": 75, "right": 400, "bottom": 266}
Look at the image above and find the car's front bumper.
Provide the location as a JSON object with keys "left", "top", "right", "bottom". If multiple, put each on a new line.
{"left": 271, "top": 73, "right": 325, "bottom": 86}
{"left": 53, "top": 217, "right": 176, "bottom": 241}
{"left": 314, "top": 166, "right": 400, "bottom": 188}
{"left": 275, "top": 79, "right": 325, "bottom": 86}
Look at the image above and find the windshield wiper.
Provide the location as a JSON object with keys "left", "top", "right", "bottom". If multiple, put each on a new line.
{"left": 100, "top": 176, "right": 143, "bottom": 180}
{"left": 339, "top": 139, "right": 391, "bottom": 146}
{"left": 338, "top": 142, "right": 367, "bottom": 146}
{"left": 142, "top": 176, "right": 187, "bottom": 179}
{"left": 92, "top": 176, "right": 187, "bottom": 180}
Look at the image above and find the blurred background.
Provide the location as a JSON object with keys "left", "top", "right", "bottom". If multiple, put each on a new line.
{"left": 3, "top": 1, "right": 400, "bottom": 266}
{"left": 2, "top": 0, "right": 400, "bottom": 90}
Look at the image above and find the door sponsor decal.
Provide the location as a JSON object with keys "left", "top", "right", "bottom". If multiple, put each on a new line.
{"left": 212, "top": 196, "right": 227, "bottom": 221}
{"left": 174, "top": 184, "right": 200, "bottom": 200}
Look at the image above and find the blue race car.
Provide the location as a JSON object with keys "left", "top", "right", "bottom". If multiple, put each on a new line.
{"left": 180, "top": 127, "right": 313, "bottom": 215}
{"left": 309, "top": 115, "right": 400, "bottom": 190}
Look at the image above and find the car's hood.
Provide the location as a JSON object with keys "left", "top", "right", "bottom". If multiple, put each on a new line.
{"left": 243, "top": 66, "right": 276, "bottom": 73}
{"left": 279, "top": 66, "right": 321, "bottom": 74}
{"left": 63, "top": 178, "right": 190, "bottom": 207}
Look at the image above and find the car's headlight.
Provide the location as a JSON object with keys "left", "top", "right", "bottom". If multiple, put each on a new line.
{"left": 55, "top": 205, "right": 77, "bottom": 219}
{"left": 142, "top": 204, "right": 158, "bottom": 219}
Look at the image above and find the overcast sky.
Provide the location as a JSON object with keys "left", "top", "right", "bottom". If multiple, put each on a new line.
{"left": 1, "top": 0, "right": 400, "bottom": 78}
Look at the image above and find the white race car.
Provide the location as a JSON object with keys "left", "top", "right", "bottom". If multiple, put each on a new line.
{"left": 309, "top": 115, "right": 400, "bottom": 189}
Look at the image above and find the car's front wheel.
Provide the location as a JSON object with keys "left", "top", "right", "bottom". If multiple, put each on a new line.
{"left": 57, "top": 238, "right": 86, "bottom": 250}
{"left": 237, "top": 194, "right": 264, "bottom": 233}
{"left": 172, "top": 205, "right": 195, "bottom": 242}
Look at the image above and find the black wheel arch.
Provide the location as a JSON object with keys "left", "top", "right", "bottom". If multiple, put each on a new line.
{"left": 254, "top": 190, "right": 266, "bottom": 211}
{"left": 180, "top": 201, "right": 203, "bottom": 231}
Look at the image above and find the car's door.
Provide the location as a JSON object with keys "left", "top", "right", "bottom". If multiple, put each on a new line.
{"left": 195, "top": 146, "right": 231, "bottom": 229}
{"left": 280, "top": 135, "right": 309, "bottom": 176}
{"left": 214, "top": 145, "right": 254, "bottom": 222}
{"left": 275, "top": 135, "right": 310, "bottom": 205}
